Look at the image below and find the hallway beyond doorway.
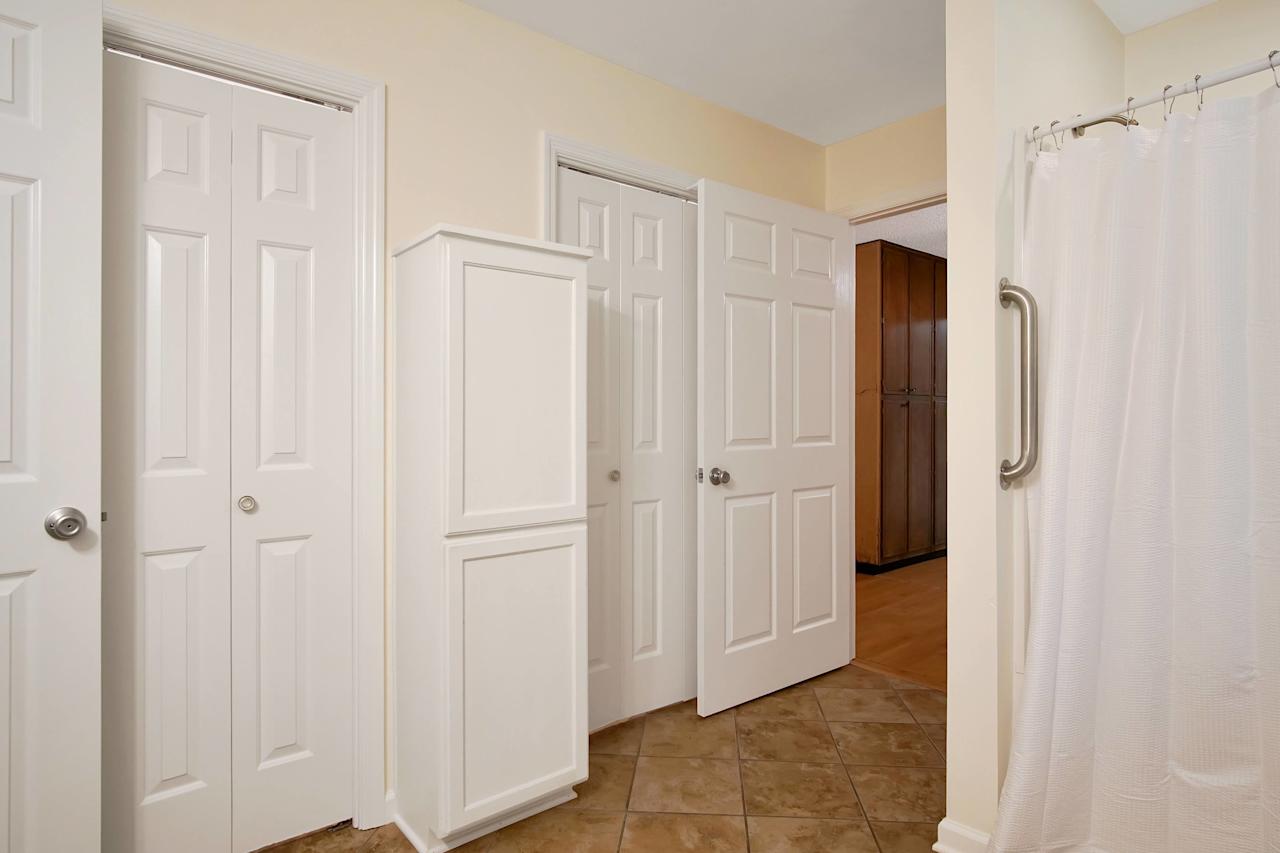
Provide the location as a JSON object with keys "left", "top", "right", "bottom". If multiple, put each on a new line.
{"left": 855, "top": 558, "right": 947, "bottom": 691}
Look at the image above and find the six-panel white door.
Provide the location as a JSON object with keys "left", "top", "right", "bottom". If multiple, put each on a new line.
{"left": 0, "top": 1, "right": 103, "bottom": 849}
{"left": 103, "top": 53, "right": 356, "bottom": 853}
{"left": 697, "top": 179, "right": 853, "bottom": 716}
{"left": 558, "top": 168, "right": 691, "bottom": 728}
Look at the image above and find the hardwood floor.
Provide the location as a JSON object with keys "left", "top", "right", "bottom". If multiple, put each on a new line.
{"left": 854, "top": 557, "right": 947, "bottom": 691}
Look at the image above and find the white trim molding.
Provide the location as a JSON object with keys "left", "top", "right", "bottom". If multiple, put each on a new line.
{"left": 933, "top": 817, "right": 993, "bottom": 853}
{"left": 103, "top": 4, "right": 390, "bottom": 829}
{"left": 541, "top": 133, "right": 699, "bottom": 241}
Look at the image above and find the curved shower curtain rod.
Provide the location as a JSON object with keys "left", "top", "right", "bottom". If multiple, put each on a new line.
{"left": 1028, "top": 50, "right": 1280, "bottom": 142}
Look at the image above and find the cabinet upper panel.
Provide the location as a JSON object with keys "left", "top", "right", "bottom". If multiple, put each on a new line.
{"left": 443, "top": 235, "right": 588, "bottom": 534}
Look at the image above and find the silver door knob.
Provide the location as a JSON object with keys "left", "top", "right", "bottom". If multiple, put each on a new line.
{"left": 608, "top": 469, "right": 621, "bottom": 482}
{"left": 44, "top": 506, "right": 87, "bottom": 540}
{"left": 708, "top": 467, "right": 731, "bottom": 486}
{"left": 237, "top": 495, "right": 258, "bottom": 512}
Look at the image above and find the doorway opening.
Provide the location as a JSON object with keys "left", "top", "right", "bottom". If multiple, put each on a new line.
{"left": 853, "top": 200, "right": 948, "bottom": 691}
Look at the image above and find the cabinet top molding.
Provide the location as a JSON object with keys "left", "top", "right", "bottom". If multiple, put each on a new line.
{"left": 393, "top": 223, "right": 594, "bottom": 259}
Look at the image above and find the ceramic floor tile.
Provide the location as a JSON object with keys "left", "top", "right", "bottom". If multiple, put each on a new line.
{"left": 589, "top": 716, "right": 645, "bottom": 755}
{"left": 899, "top": 689, "right": 947, "bottom": 724}
{"left": 740, "top": 760, "right": 862, "bottom": 819}
{"left": 453, "top": 809, "right": 624, "bottom": 853}
{"left": 561, "top": 753, "right": 636, "bottom": 811}
{"left": 805, "top": 665, "right": 893, "bottom": 691}
{"left": 746, "top": 816, "right": 879, "bottom": 853}
{"left": 813, "top": 688, "right": 914, "bottom": 723}
{"left": 640, "top": 709, "right": 737, "bottom": 758}
{"left": 848, "top": 766, "right": 946, "bottom": 823}
{"left": 921, "top": 724, "right": 946, "bottom": 758}
{"left": 618, "top": 813, "right": 748, "bottom": 853}
{"left": 735, "top": 684, "right": 824, "bottom": 721}
{"left": 736, "top": 718, "right": 840, "bottom": 762}
{"left": 828, "top": 722, "right": 943, "bottom": 767}
{"left": 628, "top": 756, "right": 744, "bottom": 815}
{"left": 870, "top": 820, "right": 941, "bottom": 852}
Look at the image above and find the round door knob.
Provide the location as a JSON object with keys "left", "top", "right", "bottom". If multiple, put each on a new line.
{"left": 608, "top": 469, "right": 621, "bottom": 482}
{"left": 709, "top": 467, "right": 731, "bottom": 486}
{"left": 237, "top": 495, "right": 258, "bottom": 513}
{"left": 44, "top": 506, "right": 87, "bottom": 540}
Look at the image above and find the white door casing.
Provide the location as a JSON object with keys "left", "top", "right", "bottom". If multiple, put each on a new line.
{"left": 557, "top": 168, "right": 690, "bottom": 728}
{"left": 697, "top": 179, "right": 852, "bottom": 716}
{"left": 103, "top": 52, "right": 233, "bottom": 853}
{"left": 0, "top": 1, "right": 102, "bottom": 849}
{"left": 230, "top": 85, "right": 354, "bottom": 852}
{"left": 103, "top": 54, "right": 356, "bottom": 852}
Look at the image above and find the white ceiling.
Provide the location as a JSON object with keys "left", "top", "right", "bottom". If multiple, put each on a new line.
{"left": 461, "top": 0, "right": 945, "bottom": 145}
{"left": 854, "top": 203, "right": 947, "bottom": 259}
{"left": 1092, "top": 0, "right": 1217, "bottom": 34}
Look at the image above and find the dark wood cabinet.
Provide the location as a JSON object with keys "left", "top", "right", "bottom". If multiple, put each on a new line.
{"left": 855, "top": 240, "right": 947, "bottom": 567}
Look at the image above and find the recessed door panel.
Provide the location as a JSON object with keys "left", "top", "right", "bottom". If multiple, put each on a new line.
{"left": 907, "top": 397, "right": 935, "bottom": 554}
{"left": 881, "top": 398, "right": 909, "bottom": 561}
{"left": 793, "top": 487, "right": 836, "bottom": 631}
{"left": 257, "top": 244, "right": 313, "bottom": 467}
{"left": 724, "top": 493, "right": 777, "bottom": 649}
{"left": 793, "top": 304, "right": 834, "bottom": 446}
{"left": 908, "top": 253, "right": 935, "bottom": 395}
{"left": 881, "top": 247, "right": 909, "bottom": 394}
{"left": 725, "top": 295, "right": 775, "bottom": 448}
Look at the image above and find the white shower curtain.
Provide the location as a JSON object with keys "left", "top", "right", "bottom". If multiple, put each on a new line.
{"left": 991, "top": 85, "right": 1280, "bottom": 852}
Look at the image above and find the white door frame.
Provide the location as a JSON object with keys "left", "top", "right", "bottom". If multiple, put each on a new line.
{"left": 102, "top": 5, "right": 389, "bottom": 827}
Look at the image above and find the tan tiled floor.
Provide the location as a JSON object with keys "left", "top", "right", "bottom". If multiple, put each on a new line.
{"left": 268, "top": 661, "right": 945, "bottom": 853}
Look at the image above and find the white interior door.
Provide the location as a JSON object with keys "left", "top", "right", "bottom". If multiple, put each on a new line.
{"left": 0, "top": 1, "right": 102, "bottom": 849}
{"left": 104, "top": 54, "right": 355, "bottom": 853}
{"left": 103, "top": 53, "right": 233, "bottom": 853}
{"left": 697, "top": 179, "right": 852, "bottom": 715}
{"left": 558, "top": 168, "right": 691, "bottom": 728}
{"left": 230, "top": 85, "right": 354, "bottom": 852}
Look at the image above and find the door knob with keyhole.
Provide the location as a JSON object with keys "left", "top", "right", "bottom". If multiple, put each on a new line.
{"left": 238, "top": 495, "right": 258, "bottom": 512}
{"left": 708, "top": 467, "right": 731, "bottom": 486}
{"left": 44, "top": 507, "right": 87, "bottom": 540}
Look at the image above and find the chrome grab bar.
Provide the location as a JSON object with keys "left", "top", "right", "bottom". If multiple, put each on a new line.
{"left": 999, "top": 278, "right": 1039, "bottom": 488}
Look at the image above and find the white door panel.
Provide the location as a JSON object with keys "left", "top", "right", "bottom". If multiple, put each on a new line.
{"left": 230, "top": 86, "right": 354, "bottom": 852}
{"left": 0, "top": 1, "right": 102, "bottom": 849}
{"left": 558, "top": 169, "right": 690, "bottom": 728}
{"left": 697, "top": 179, "right": 851, "bottom": 716}
{"left": 103, "top": 53, "right": 233, "bottom": 853}
{"left": 618, "top": 184, "right": 687, "bottom": 714}
{"left": 558, "top": 168, "right": 622, "bottom": 730}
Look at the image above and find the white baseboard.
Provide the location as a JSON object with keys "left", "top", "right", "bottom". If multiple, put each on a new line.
{"left": 934, "top": 817, "right": 991, "bottom": 853}
{"left": 394, "top": 787, "right": 577, "bottom": 853}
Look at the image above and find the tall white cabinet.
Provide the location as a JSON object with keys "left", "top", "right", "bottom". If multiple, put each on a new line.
{"left": 392, "top": 226, "right": 590, "bottom": 851}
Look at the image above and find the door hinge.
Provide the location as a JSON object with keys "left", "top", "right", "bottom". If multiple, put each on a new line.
{"left": 696, "top": 467, "right": 704, "bottom": 483}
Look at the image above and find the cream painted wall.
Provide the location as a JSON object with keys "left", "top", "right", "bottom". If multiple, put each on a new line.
{"left": 115, "top": 0, "right": 825, "bottom": 250}
{"left": 1126, "top": 0, "right": 1280, "bottom": 124}
{"left": 942, "top": 0, "right": 1123, "bottom": 846}
{"left": 825, "top": 106, "right": 946, "bottom": 218}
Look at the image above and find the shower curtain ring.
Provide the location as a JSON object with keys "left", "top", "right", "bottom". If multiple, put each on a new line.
{"left": 1125, "top": 97, "right": 1136, "bottom": 130}
{"left": 1049, "top": 120, "right": 1063, "bottom": 150}
{"left": 1163, "top": 84, "right": 1175, "bottom": 121}
{"left": 1031, "top": 125, "right": 1042, "bottom": 157}
{"left": 1270, "top": 50, "right": 1279, "bottom": 89}
{"left": 1194, "top": 74, "right": 1204, "bottom": 111}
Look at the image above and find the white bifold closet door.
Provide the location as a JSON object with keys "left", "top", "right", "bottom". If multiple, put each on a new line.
{"left": 557, "top": 168, "right": 692, "bottom": 729}
{"left": 696, "top": 179, "right": 852, "bottom": 716}
{"left": 103, "top": 53, "right": 355, "bottom": 853}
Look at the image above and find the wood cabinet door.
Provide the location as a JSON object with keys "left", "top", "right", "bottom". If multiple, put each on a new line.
{"left": 908, "top": 253, "right": 935, "bottom": 396}
{"left": 907, "top": 397, "right": 935, "bottom": 554}
{"left": 881, "top": 247, "right": 909, "bottom": 394}
{"left": 934, "top": 399, "right": 947, "bottom": 548}
{"left": 880, "top": 397, "right": 910, "bottom": 560}
{"left": 934, "top": 260, "right": 947, "bottom": 397}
